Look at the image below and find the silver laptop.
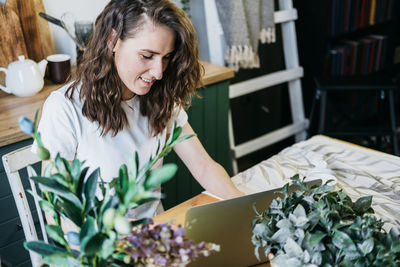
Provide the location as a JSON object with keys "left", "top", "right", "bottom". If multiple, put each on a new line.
{"left": 185, "top": 179, "right": 322, "bottom": 267}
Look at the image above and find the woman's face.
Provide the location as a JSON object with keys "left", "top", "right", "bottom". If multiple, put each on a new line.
{"left": 113, "top": 19, "right": 176, "bottom": 100}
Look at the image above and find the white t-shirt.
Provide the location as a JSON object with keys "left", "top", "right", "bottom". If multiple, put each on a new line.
{"left": 35, "top": 83, "right": 188, "bottom": 218}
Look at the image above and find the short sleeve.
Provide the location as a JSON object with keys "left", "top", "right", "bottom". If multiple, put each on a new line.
{"left": 173, "top": 105, "right": 188, "bottom": 127}
{"left": 32, "top": 91, "right": 79, "bottom": 160}
{"left": 165, "top": 105, "right": 188, "bottom": 137}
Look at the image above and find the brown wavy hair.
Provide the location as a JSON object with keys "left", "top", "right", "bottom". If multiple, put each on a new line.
{"left": 66, "top": 0, "right": 202, "bottom": 136}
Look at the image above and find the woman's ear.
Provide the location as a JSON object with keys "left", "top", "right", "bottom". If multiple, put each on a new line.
{"left": 107, "top": 28, "right": 119, "bottom": 52}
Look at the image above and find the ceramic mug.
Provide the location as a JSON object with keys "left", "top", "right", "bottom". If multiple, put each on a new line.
{"left": 46, "top": 54, "right": 71, "bottom": 84}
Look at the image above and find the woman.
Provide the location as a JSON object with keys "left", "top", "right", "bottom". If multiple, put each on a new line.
{"left": 36, "top": 0, "right": 243, "bottom": 219}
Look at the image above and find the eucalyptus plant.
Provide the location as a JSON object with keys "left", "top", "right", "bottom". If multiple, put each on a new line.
{"left": 251, "top": 175, "right": 400, "bottom": 267}
{"left": 18, "top": 111, "right": 217, "bottom": 267}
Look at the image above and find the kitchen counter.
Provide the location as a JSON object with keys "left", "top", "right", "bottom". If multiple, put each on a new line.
{"left": 0, "top": 61, "right": 234, "bottom": 147}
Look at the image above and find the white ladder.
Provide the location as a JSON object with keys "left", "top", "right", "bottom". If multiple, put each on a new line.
{"left": 229, "top": 0, "right": 309, "bottom": 174}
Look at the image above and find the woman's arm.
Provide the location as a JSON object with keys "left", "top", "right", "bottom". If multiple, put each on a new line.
{"left": 173, "top": 123, "right": 244, "bottom": 199}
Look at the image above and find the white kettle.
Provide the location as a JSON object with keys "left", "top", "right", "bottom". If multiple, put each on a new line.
{"left": 0, "top": 55, "right": 48, "bottom": 97}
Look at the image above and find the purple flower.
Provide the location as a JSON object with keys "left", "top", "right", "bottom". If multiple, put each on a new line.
{"left": 174, "top": 227, "right": 185, "bottom": 237}
{"left": 18, "top": 116, "right": 34, "bottom": 135}
{"left": 118, "top": 221, "right": 219, "bottom": 266}
{"left": 154, "top": 254, "right": 167, "bottom": 266}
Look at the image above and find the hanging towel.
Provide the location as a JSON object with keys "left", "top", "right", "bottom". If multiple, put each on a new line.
{"left": 259, "top": 0, "right": 276, "bottom": 44}
{"left": 215, "top": 0, "right": 275, "bottom": 71}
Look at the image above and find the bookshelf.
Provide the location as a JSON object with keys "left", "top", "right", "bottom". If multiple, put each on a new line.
{"left": 324, "top": 0, "right": 396, "bottom": 77}
{"left": 295, "top": 0, "right": 400, "bottom": 155}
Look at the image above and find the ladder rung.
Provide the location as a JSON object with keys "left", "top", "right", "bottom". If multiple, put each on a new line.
{"left": 229, "top": 67, "right": 303, "bottom": 99}
{"left": 274, "top": 9, "right": 298, "bottom": 24}
{"left": 232, "top": 120, "right": 309, "bottom": 158}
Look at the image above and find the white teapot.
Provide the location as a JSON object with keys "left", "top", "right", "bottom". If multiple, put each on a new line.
{"left": 0, "top": 55, "right": 48, "bottom": 97}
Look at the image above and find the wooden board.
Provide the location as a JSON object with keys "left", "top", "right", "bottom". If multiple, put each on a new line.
{"left": 7, "top": 0, "right": 54, "bottom": 59}
{"left": 0, "top": 5, "right": 28, "bottom": 84}
{"left": 16, "top": 0, "right": 44, "bottom": 62}
{"left": 33, "top": 0, "right": 55, "bottom": 57}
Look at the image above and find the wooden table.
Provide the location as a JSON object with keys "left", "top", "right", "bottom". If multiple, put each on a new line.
{"left": 0, "top": 81, "right": 61, "bottom": 147}
{"left": 153, "top": 193, "right": 218, "bottom": 225}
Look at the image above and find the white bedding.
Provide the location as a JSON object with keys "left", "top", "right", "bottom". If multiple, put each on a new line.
{"left": 232, "top": 135, "right": 400, "bottom": 230}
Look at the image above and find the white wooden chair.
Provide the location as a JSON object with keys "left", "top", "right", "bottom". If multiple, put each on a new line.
{"left": 2, "top": 145, "right": 47, "bottom": 267}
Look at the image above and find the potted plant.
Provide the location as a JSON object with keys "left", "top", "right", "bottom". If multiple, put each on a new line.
{"left": 251, "top": 175, "right": 400, "bottom": 266}
{"left": 18, "top": 111, "right": 219, "bottom": 267}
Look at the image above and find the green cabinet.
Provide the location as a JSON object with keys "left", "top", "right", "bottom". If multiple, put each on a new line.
{"left": 162, "top": 80, "right": 232, "bottom": 210}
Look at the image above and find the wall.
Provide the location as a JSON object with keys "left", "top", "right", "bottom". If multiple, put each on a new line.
{"left": 42, "top": 0, "right": 109, "bottom": 65}
{"left": 189, "top": 0, "right": 225, "bottom": 65}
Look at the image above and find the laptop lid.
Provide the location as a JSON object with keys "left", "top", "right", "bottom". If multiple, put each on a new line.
{"left": 185, "top": 179, "right": 322, "bottom": 267}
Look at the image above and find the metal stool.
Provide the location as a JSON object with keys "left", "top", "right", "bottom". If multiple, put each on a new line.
{"left": 309, "top": 76, "right": 399, "bottom": 155}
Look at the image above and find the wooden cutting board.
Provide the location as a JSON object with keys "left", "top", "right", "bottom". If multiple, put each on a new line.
{"left": 33, "top": 0, "right": 55, "bottom": 58}
{"left": 0, "top": 5, "right": 28, "bottom": 85}
{"left": 16, "top": 0, "right": 44, "bottom": 62}
{"left": 7, "top": 0, "right": 55, "bottom": 59}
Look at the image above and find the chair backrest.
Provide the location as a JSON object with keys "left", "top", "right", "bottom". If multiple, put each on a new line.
{"left": 2, "top": 145, "right": 46, "bottom": 267}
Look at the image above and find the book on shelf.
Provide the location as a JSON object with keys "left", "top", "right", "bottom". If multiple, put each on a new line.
{"left": 369, "top": 0, "right": 377, "bottom": 25}
{"left": 368, "top": 34, "right": 386, "bottom": 72}
{"left": 368, "top": 38, "right": 377, "bottom": 73}
{"left": 330, "top": 0, "right": 394, "bottom": 36}
{"left": 341, "top": 40, "right": 361, "bottom": 75}
{"left": 324, "top": 34, "right": 388, "bottom": 76}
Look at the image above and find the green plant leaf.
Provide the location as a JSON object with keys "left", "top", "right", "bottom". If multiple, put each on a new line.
{"left": 80, "top": 216, "right": 96, "bottom": 251}
{"left": 305, "top": 231, "right": 327, "bottom": 248}
{"left": 84, "top": 168, "right": 100, "bottom": 214}
{"left": 54, "top": 153, "right": 64, "bottom": 173}
{"left": 27, "top": 165, "right": 38, "bottom": 177}
{"left": 71, "top": 159, "right": 83, "bottom": 183}
{"left": 144, "top": 163, "right": 178, "bottom": 190}
{"left": 51, "top": 173, "right": 70, "bottom": 188}
{"left": 24, "top": 241, "right": 68, "bottom": 256}
{"left": 101, "top": 230, "right": 116, "bottom": 259}
{"left": 136, "top": 161, "right": 152, "bottom": 183}
{"left": 44, "top": 161, "right": 55, "bottom": 177}
{"left": 166, "top": 121, "right": 177, "bottom": 145}
{"left": 39, "top": 200, "right": 58, "bottom": 223}
{"left": 31, "top": 176, "right": 82, "bottom": 209}
{"left": 99, "top": 193, "right": 119, "bottom": 230}
{"left": 41, "top": 254, "right": 81, "bottom": 267}
{"left": 312, "top": 185, "right": 334, "bottom": 196}
{"left": 56, "top": 199, "right": 83, "bottom": 226}
{"left": 33, "top": 108, "right": 40, "bottom": 131}
{"left": 284, "top": 237, "right": 303, "bottom": 259}
{"left": 83, "top": 233, "right": 107, "bottom": 256}
{"left": 76, "top": 166, "right": 89, "bottom": 199}
{"left": 130, "top": 217, "right": 150, "bottom": 227}
{"left": 46, "top": 225, "right": 68, "bottom": 247}
{"left": 357, "top": 239, "right": 374, "bottom": 256}
{"left": 127, "top": 153, "right": 138, "bottom": 182}
{"left": 118, "top": 164, "right": 129, "bottom": 196}
{"left": 391, "top": 240, "right": 400, "bottom": 253}
{"left": 170, "top": 134, "right": 196, "bottom": 147}
{"left": 332, "top": 230, "right": 357, "bottom": 251}
{"left": 354, "top": 196, "right": 372, "bottom": 215}
{"left": 123, "top": 182, "right": 139, "bottom": 206}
